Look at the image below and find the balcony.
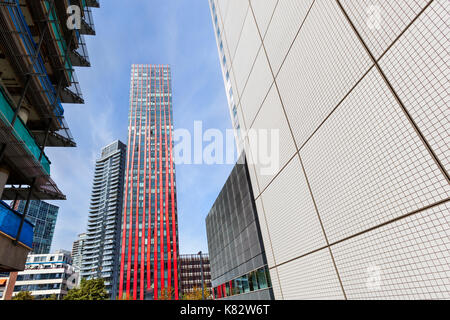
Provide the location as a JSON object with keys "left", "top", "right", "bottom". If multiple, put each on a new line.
{"left": 0, "top": 2, "right": 65, "bottom": 127}
{"left": 70, "top": 33, "right": 91, "bottom": 67}
{"left": 39, "top": 1, "right": 74, "bottom": 87}
{"left": 0, "top": 200, "right": 33, "bottom": 272}
{"left": 60, "top": 72, "right": 84, "bottom": 104}
{"left": 0, "top": 86, "right": 64, "bottom": 200}
{"left": 20, "top": 1, "right": 85, "bottom": 105}
{"left": 83, "top": 245, "right": 99, "bottom": 252}
{"left": 85, "top": 0, "right": 100, "bottom": 8}
{"left": 80, "top": 5, "right": 96, "bottom": 35}
{"left": 53, "top": 1, "right": 90, "bottom": 67}
{"left": 0, "top": 88, "right": 51, "bottom": 175}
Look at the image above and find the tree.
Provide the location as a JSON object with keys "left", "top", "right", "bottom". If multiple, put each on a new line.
{"left": 42, "top": 294, "right": 58, "bottom": 300}
{"left": 64, "top": 278, "right": 109, "bottom": 300}
{"left": 182, "top": 285, "right": 212, "bottom": 300}
{"left": 158, "top": 286, "right": 175, "bottom": 300}
{"left": 12, "top": 291, "right": 34, "bottom": 300}
{"left": 117, "top": 293, "right": 133, "bottom": 300}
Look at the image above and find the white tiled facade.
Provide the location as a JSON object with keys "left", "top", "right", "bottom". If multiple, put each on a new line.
{"left": 209, "top": 0, "right": 450, "bottom": 300}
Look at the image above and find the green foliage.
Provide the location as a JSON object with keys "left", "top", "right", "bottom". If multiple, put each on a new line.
{"left": 64, "top": 278, "right": 109, "bottom": 300}
{"left": 42, "top": 294, "right": 58, "bottom": 300}
{"left": 12, "top": 291, "right": 34, "bottom": 300}
{"left": 158, "top": 286, "right": 175, "bottom": 300}
{"left": 117, "top": 293, "right": 133, "bottom": 300}
{"left": 181, "top": 285, "right": 212, "bottom": 300}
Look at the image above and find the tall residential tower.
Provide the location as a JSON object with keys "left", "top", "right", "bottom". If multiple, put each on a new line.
{"left": 71, "top": 233, "right": 87, "bottom": 273}
{"left": 119, "top": 64, "right": 179, "bottom": 300}
{"left": 81, "top": 140, "right": 126, "bottom": 299}
{"left": 210, "top": 0, "right": 450, "bottom": 299}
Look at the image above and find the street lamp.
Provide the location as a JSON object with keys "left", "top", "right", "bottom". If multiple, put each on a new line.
{"left": 198, "top": 251, "right": 204, "bottom": 300}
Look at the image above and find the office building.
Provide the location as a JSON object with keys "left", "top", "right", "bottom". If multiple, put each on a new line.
{"left": 179, "top": 253, "right": 211, "bottom": 297}
{"left": 209, "top": 0, "right": 450, "bottom": 299}
{"left": 0, "top": 273, "right": 11, "bottom": 299}
{"left": 81, "top": 140, "right": 126, "bottom": 299}
{"left": 3, "top": 199, "right": 59, "bottom": 297}
{"left": 0, "top": 0, "right": 99, "bottom": 271}
{"left": 13, "top": 200, "right": 59, "bottom": 254}
{"left": 11, "top": 250, "right": 75, "bottom": 300}
{"left": 118, "top": 64, "right": 180, "bottom": 300}
{"left": 206, "top": 153, "right": 273, "bottom": 300}
{"left": 71, "top": 232, "right": 87, "bottom": 273}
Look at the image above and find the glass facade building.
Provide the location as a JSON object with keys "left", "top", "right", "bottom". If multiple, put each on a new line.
{"left": 209, "top": 0, "right": 450, "bottom": 299}
{"left": 206, "top": 153, "right": 273, "bottom": 300}
{"left": 14, "top": 200, "right": 59, "bottom": 254}
{"left": 81, "top": 140, "right": 126, "bottom": 299}
{"left": 119, "top": 64, "right": 179, "bottom": 300}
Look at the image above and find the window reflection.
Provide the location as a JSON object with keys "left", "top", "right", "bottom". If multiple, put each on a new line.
{"left": 213, "top": 266, "right": 271, "bottom": 299}
{"left": 256, "top": 268, "right": 268, "bottom": 289}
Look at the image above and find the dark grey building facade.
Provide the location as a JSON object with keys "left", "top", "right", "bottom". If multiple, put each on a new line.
{"left": 206, "top": 154, "right": 273, "bottom": 300}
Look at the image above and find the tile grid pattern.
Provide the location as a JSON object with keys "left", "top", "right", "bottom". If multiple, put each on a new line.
{"left": 209, "top": 0, "right": 450, "bottom": 299}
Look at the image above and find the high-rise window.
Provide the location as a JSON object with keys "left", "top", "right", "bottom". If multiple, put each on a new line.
{"left": 119, "top": 64, "right": 179, "bottom": 300}
{"left": 81, "top": 140, "right": 126, "bottom": 299}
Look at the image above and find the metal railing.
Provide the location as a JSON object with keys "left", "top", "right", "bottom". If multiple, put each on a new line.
{"left": 71, "top": 32, "right": 90, "bottom": 66}
{"left": 0, "top": 87, "right": 51, "bottom": 174}
{"left": 81, "top": 4, "right": 95, "bottom": 35}
{"left": 0, "top": 200, "right": 34, "bottom": 249}
{"left": 3, "top": 0, "right": 64, "bottom": 121}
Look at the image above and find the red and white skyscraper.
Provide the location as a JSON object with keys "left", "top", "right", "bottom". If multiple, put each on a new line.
{"left": 119, "top": 64, "right": 179, "bottom": 300}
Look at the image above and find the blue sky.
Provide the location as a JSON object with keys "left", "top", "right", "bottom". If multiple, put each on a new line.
{"left": 46, "top": 0, "right": 234, "bottom": 254}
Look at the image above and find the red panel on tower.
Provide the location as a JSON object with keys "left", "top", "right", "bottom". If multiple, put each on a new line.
{"left": 119, "top": 65, "right": 179, "bottom": 300}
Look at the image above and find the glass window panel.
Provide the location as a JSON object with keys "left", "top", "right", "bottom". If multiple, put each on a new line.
{"left": 241, "top": 275, "right": 250, "bottom": 293}
{"left": 265, "top": 266, "right": 272, "bottom": 288}
{"left": 256, "top": 267, "right": 268, "bottom": 289}
{"left": 235, "top": 278, "right": 243, "bottom": 295}
{"left": 248, "top": 271, "right": 255, "bottom": 292}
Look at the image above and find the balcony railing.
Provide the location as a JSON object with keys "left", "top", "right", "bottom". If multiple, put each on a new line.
{"left": 0, "top": 87, "right": 51, "bottom": 175}
{"left": 71, "top": 32, "right": 90, "bottom": 67}
{"left": 80, "top": 5, "right": 95, "bottom": 35}
{"left": 2, "top": 0, "right": 64, "bottom": 123}
{"left": 85, "top": 0, "right": 100, "bottom": 8}
{"left": 0, "top": 200, "right": 33, "bottom": 249}
{"left": 43, "top": 0, "right": 74, "bottom": 82}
